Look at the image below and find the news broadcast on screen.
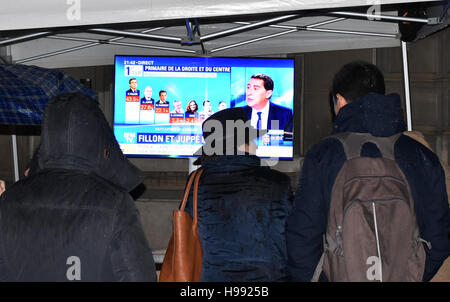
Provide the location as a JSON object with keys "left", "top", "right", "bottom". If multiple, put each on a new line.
{"left": 113, "top": 55, "right": 295, "bottom": 159}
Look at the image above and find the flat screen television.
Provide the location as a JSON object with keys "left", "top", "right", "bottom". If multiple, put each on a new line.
{"left": 113, "top": 55, "right": 295, "bottom": 160}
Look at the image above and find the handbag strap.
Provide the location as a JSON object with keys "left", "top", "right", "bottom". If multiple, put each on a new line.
{"left": 192, "top": 169, "right": 204, "bottom": 228}
{"left": 179, "top": 168, "right": 204, "bottom": 227}
{"left": 179, "top": 169, "right": 198, "bottom": 211}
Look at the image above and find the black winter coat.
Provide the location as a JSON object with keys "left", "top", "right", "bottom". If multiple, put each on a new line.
{"left": 0, "top": 93, "right": 156, "bottom": 281}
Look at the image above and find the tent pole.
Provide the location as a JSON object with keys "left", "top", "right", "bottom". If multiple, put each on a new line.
{"left": 188, "top": 158, "right": 199, "bottom": 174}
{"left": 401, "top": 41, "right": 412, "bottom": 131}
{"left": 11, "top": 135, "right": 19, "bottom": 182}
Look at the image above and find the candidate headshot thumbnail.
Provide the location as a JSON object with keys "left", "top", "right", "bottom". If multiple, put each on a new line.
{"left": 127, "top": 78, "right": 139, "bottom": 94}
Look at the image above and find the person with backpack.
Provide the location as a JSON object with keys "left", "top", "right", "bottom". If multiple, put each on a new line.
{"left": 286, "top": 61, "right": 450, "bottom": 282}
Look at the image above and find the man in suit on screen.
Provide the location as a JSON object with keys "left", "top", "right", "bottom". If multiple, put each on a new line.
{"left": 243, "top": 74, "right": 293, "bottom": 132}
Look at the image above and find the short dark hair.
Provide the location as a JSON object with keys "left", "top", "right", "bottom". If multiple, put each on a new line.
{"left": 250, "top": 74, "right": 274, "bottom": 91}
{"left": 129, "top": 78, "right": 137, "bottom": 84}
{"left": 331, "top": 61, "right": 385, "bottom": 103}
{"left": 159, "top": 90, "right": 167, "bottom": 96}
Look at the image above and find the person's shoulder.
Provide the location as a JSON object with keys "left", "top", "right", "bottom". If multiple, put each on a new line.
{"left": 2, "top": 170, "right": 129, "bottom": 211}
{"left": 310, "top": 135, "right": 343, "bottom": 153}
{"left": 253, "top": 165, "right": 291, "bottom": 186}
{"left": 269, "top": 168, "right": 292, "bottom": 184}
{"left": 396, "top": 133, "right": 441, "bottom": 164}
{"left": 305, "top": 135, "right": 346, "bottom": 166}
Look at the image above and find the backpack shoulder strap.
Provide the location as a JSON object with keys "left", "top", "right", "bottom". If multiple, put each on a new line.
{"left": 329, "top": 132, "right": 402, "bottom": 160}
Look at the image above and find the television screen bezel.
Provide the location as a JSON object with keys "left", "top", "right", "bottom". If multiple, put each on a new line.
{"left": 112, "top": 54, "right": 296, "bottom": 161}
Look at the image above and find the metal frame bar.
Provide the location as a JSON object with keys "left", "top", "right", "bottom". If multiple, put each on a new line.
{"left": 183, "top": 18, "right": 206, "bottom": 53}
{"left": 10, "top": 9, "right": 424, "bottom": 63}
{"left": 211, "top": 17, "right": 397, "bottom": 54}
{"left": 0, "top": 32, "right": 52, "bottom": 46}
{"left": 11, "top": 134, "right": 19, "bottom": 182}
{"left": 200, "top": 14, "right": 299, "bottom": 42}
{"left": 302, "top": 27, "right": 397, "bottom": 38}
{"left": 330, "top": 11, "right": 430, "bottom": 23}
{"left": 401, "top": 41, "right": 412, "bottom": 131}
{"left": 16, "top": 43, "right": 101, "bottom": 64}
{"left": 185, "top": 19, "right": 197, "bottom": 42}
{"left": 211, "top": 18, "right": 345, "bottom": 53}
{"left": 48, "top": 35, "right": 196, "bottom": 53}
{"left": 210, "top": 28, "right": 299, "bottom": 53}
{"left": 88, "top": 28, "right": 181, "bottom": 43}
{"left": 15, "top": 27, "right": 179, "bottom": 64}
{"left": 233, "top": 17, "right": 346, "bottom": 30}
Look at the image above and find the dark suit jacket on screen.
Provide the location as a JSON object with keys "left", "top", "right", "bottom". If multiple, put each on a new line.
{"left": 243, "top": 102, "right": 293, "bottom": 132}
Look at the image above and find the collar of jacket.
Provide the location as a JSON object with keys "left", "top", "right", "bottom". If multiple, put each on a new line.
{"left": 332, "top": 93, "right": 406, "bottom": 137}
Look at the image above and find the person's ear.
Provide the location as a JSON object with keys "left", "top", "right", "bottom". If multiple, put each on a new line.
{"left": 334, "top": 93, "right": 348, "bottom": 115}
{"left": 0, "top": 180, "right": 5, "bottom": 196}
{"left": 265, "top": 90, "right": 273, "bottom": 99}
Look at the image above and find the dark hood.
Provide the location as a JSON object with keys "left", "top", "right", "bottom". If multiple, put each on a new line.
{"left": 36, "top": 92, "right": 142, "bottom": 191}
{"left": 332, "top": 93, "right": 406, "bottom": 137}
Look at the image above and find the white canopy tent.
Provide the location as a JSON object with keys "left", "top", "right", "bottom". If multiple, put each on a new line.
{"left": 1, "top": 0, "right": 441, "bottom": 67}
{"left": 0, "top": 0, "right": 438, "bottom": 32}
{"left": 0, "top": 0, "right": 448, "bottom": 179}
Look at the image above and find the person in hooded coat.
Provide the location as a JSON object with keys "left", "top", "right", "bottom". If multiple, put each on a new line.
{"left": 184, "top": 108, "right": 293, "bottom": 282}
{"left": 286, "top": 61, "right": 450, "bottom": 282}
{"left": 0, "top": 92, "right": 156, "bottom": 282}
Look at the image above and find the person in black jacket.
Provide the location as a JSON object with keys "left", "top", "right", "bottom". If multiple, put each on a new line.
{"left": 286, "top": 61, "right": 450, "bottom": 282}
{"left": 0, "top": 92, "right": 156, "bottom": 282}
{"left": 185, "top": 108, "right": 293, "bottom": 282}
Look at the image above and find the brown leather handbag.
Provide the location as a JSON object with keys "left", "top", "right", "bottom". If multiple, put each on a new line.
{"left": 159, "top": 168, "right": 204, "bottom": 282}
